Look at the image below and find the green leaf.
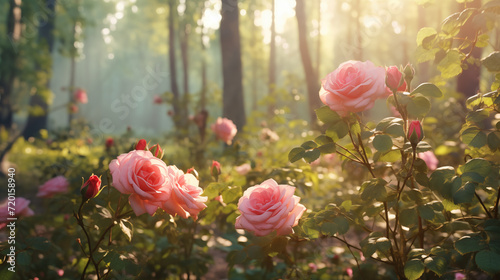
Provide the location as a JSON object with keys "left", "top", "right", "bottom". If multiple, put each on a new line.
{"left": 302, "top": 219, "right": 319, "bottom": 238}
{"left": 407, "top": 94, "right": 431, "bottom": 118}
{"left": 326, "top": 121, "right": 349, "bottom": 142}
{"left": 289, "top": 147, "right": 305, "bottom": 163}
{"left": 203, "top": 182, "right": 226, "bottom": 199}
{"left": 461, "top": 158, "right": 492, "bottom": 181}
{"left": 318, "top": 142, "right": 336, "bottom": 154}
{"left": 222, "top": 186, "right": 242, "bottom": 203}
{"left": 466, "top": 109, "right": 490, "bottom": 124}
{"left": 461, "top": 127, "right": 487, "bottom": 148}
{"left": 119, "top": 220, "right": 133, "bottom": 242}
{"left": 404, "top": 259, "right": 425, "bottom": 280}
{"left": 482, "top": 52, "right": 500, "bottom": 72}
{"left": 475, "top": 250, "right": 500, "bottom": 274}
{"left": 487, "top": 132, "right": 500, "bottom": 151}
{"left": 301, "top": 140, "right": 318, "bottom": 150}
{"left": 373, "top": 134, "right": 393, "bottom": 152}
{"left": 411, "top": 83, "right": 443, "bottom": 98}
{"left": 340, "top": 200, "right": 352, "bottom": 212}
{"left": 315, "top": 135, "right": 333, "bottom": 145}
{"left": 316, "top": 106, "right": 342, "bottom": 124}
{"left": 424, "top": 256, "right": 447, "bottom": 276}
{"left": 482, "top": 0, "right": 500, "bottom": 14}
{"left": 400, "top": 208, "right": 418, "bottom": 227}
{"left": 417, "top": 205, "right": 435, "bottom": 221}
{"left": 321, "top": 222, "right": 338, "bottom": 236}
{"left": 455, "top": 235, "right": 486, "bottom": 254}
{"left": 360, "top": 179, "right": 387, "bottom": 202}
{"left": 303, "top": 149, "right": 321, "bottom": 163}
{"left": 334, "top": 217, "right": 350, "bottom": 235}
{"left": 452, "top": 182, "right": 476, "bottom": 204}
{"left": 17, "top": 251, "right": 30, "bottom": 267}
{"left": 437, "top": 50, "right": 463, "bottom": 79}
{"left": 429, "top": 167, "right": 456, "bottom": 199}
{"left": 374, "top": 150, "right": 402, "bottom": 163}
{"left": 416, "top": 27, "right": 437, "bottom": 46}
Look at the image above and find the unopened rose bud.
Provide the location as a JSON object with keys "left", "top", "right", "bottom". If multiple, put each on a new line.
{"left": 386, "top": 66, "right": 407, "bottom": 92}
{"left": 408, "top": 120, "right": 424, "bottom": 148}
{"left": 186, "top": 167, "right": 198, "bottom": 179}
{"left": 81, "top": 174, "right": 102, "bottom": 200}
{"left": 211, "top": 160, "right": 221, "bottom": 181}
{"left": 105, "top": 137, "right": 114, "bottom": 150}
{"left": 403, "top": 63, "right": 415, "bottom": 86}
{"left": 149, "top": 144, "right": 164, "bottom": 159}
{"left": 135, "top": 139, "right": 148, "bottom": 150}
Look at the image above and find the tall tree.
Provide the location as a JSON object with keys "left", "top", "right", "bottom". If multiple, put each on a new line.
{"left": 23, "top": 0, "right": 56, "bottom": 139}
{"left": 268, "top": 0, "right": 276, "bottom": 116}
{"left": 220, "top": 0, "right": 246, "bottom": 130}
{"left": 0, "top": 0, "right": 21, "bottom": 130}
{"left": 295, "top": 0, "right": 321, "bottom": 124}
{"left": 168, "top": 0, "right": 182, "bottom": 127}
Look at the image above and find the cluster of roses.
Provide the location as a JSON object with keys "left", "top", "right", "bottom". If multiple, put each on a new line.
{"left": 1, "top": 59, "right": 440, "bottom": 238}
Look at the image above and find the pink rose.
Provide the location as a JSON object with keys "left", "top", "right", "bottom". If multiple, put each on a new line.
{"left": 211, "top": 117, "right": 237, "bottom": 145}
{"left": 160, "top": 166, "right": 207, "bottom": 220}
{"left": 235, "top": 163, "right": 251, "bottom": 175}
{"left": 37, "top": 176, "right": 69, "bottom": 198}
{"left": 320, "top": 60, "right": 389, "bottom": 116}
{"left": 408, "top": 120, "right": 424, "bottom": 146}
{"left": 73, "top": 88, "right": 88, "bottom": 104}
{"left": 109, "top": 150, "right": 172, "bottom": 216}
{"left": 455, "top": 272, "right": 466, "bottom": 280}
{"left": 346, "top": 267, "right": 353, "bottom": 278}
{"left": 386, "top": 66, "right": 407, "bottom": 92}
{"left": 418, "top": 151, "right": 439, "bottom": 171}
{"left": 235, "top": 179, "right": 306, "bottom": 236}
{"left": 0, "top": 197, "right": 34, "bottom": 223}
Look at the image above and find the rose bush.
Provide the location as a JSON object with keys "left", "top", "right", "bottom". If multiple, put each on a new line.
{"left": 319, "top": 60, "right": 389, "bottom": 116}
{"left": 235, "top": 179, "right": 306, "bottom": 236}
{"left": 0, "top": 197, "right": 34, "bottom": 223}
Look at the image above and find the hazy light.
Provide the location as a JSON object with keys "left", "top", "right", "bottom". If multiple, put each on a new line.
{"left": 131, "top": 5, "right": 138, "bottom": 13}
{"left": 156, "top": 7, "right": 166, "bottom": 14}
{"left": 101, "top": 28, "right": 110, "bottom": 35}
{"left": 115, "top": 12, "right": 124, "bottom": 19}
{"left": 116, "top": 1, "right": 125, "bottom": 12}
{"left": 108, "top": 53, "right": 115, "bottom": 60}
{"left": 392, "top": 20, "right": 402, "bottom": 34}
{"left": 240, "top": 9, "right": 246, "bottom": 16}
{"left": 202, "top": 8, "right": 221, "bottom": 30}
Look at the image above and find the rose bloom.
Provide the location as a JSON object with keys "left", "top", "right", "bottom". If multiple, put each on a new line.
{"left": 109, "top": 150, "right": 172, "bottom": 216}
{"left": 235, "top": 179, "right": 306, "bottom": 236}
{"left": 235, "top": 163, "right": 251, "bottom": 176}
{"left": 319, "top": 60, "right": 389, "bottom": 117}
{"left": 386, "top": 65, "right": 407, "bottom": 92}
{"left": 211, "top": 117, "right": 237, "bottom": 145}
{"left": 160, "top": 166, "right": 208, "bottom": 220}
{"left": 37, "top": 176, "right": 69, "bottom": 198}
{"left": 73, "top": 88, "right": 88, "bottom": 104}
{"left": 418, "top": 151, "right": 439, "bottom": 171}
{"left": 0, "top": 197, "right": 34, "bottom": 223}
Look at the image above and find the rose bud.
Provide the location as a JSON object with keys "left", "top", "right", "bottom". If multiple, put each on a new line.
{"left": 153, "top": 95, "right": 163, "bottom": 104}
{"left": 105, "top": 137, "right": 114, "bottom": 150}
{"left": 81, "top": 174, "right": 102, "bottom": 200}
{"left": 386, "top": 66, "right": 407, "bottom": 92}
{"left": 403, "top": 63, "right": 415, "bottom": 85}
{"left": 135, "top": 139, "right": 148, "bottom": 150}
{"left": 408, "top": 120, "right": 424, "bottom": 148}
{"left": 149, "top": 144, "right": 164, "bottom": 159}
{"left": 211, "top": 160, "right": 221, "bottom": 181}
{"left": 73, "top": 88, "right": 88, "bottom": 104}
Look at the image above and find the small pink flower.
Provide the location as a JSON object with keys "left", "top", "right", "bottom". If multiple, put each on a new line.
{"left": 153, "top": 95, "right": 163, "bottom": 104}
{"left": 57, "top": 269, "right": 64, "bottom": 277}
{"left": 260, "top": 128, "right": 279, "bottom": 142}
{"left": 69, "top": 104, "right": 78, "bottom": 113}
{"left": 37, "top": 176, "right": 69, "bottom": 198}
{"left": 320, "top": 60, "right": 389, "bottom": 117}
{"left": 235, "top": 179, "right": 306, "bottom": 236}
{"left": 386, "top": 66, "right": 407, "bottom": 92}
{"left": 0, "top": 197, "right": 34, "bottom": 223}
{"left": 73, "top": 88, "right": 88, "bottom": 104}
{"left": 419, "top": 151, "right": 438, "bottom": 171}
{"left": 455, "top": 272, "right": 466, "bottom": 280}
{"left": 149, "top": 144, "right": 164, "bottom": 159}
{"left": 346, "top": 267, "right": 353, "bottom": 278}
{"left": 235, "top": 163, "right": 251, "bottom": 175}
{"left": 211, "top": 160, "right": 221, "bottom": 177}
{"left": 211, "top": 117, "right": 237, "bottom": 145}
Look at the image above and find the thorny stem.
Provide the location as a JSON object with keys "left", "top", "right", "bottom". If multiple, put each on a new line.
{"left": 335, "top": 143, "right": 364, "bottom": 163}
{"left": 343, "top": 235, "right": 361, "bottom": 272}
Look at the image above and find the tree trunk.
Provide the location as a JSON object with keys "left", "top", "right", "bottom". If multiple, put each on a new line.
{"left": 354, "top": 0, "right": 363, "bottom": 60}
{"left": 0, "top": 0, "right": 20, "bottom": 130}
{"left": 200, "top": 17, "right": 207, "bottom": 111}
{"left": 168, "top": 0, "right": 181, "bottom": 127}
{"left": 456, "top": 0, "right": 482, "bottom": 101}
{"left": 295, "top": 0, "right": 321, "bottom": 124}
{"left": 220, "top": 0, "right": 246, "bottom": 130}
{"left": 23, "top": 0, "right": 56, "bottom": 139}
{"left": 180, "top": 19, "right": 190, "bottom": 126}
{"left": 316, "top": 0, "right": 321, "bottom": 76}
{"left": 268, "top": 0, "right": 276, "bottom": 117}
